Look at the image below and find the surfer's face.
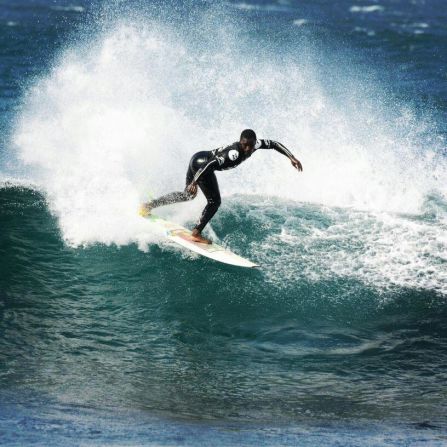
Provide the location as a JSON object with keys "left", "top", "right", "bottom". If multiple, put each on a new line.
{"left": 240, "top": 137, "right": 255, "bottom": 153}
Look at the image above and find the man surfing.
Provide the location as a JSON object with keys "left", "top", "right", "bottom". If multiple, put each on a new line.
{"left": 140, "top": 129, "right": 303, "bottom": 244}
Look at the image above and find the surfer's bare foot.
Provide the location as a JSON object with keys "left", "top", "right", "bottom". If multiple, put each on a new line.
{"left": 191, "top": 229, "right": 212, "bottom": 244}
{"left": 139, "top": 202, "right": 152, "bottom": 217}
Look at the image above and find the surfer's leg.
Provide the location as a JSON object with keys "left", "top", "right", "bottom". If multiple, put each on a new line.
{"left": 144, "top": 166, "right": 196, "bottom": 213}
{"left": 194, "top": 171, "right": 221, "bottom": 233}
{"left": 149, "top": 191, "right": 193, "bottom": 208}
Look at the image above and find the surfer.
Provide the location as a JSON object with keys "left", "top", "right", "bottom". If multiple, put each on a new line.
{"left": 141, "top": 129, "right": 303, "bottom": 244}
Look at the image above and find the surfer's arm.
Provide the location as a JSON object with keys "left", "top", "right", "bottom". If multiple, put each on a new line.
{"left": 256, "top": 139, "right": 303, "bottom": 171}
{"left": 186, "top": 158, "right": 219, "bottom": 194}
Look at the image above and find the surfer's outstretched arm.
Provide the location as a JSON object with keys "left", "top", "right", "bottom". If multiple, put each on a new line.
{"left": 257, "top": 139, "right": 303, "bottom": 171}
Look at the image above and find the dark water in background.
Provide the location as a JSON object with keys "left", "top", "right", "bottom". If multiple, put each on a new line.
{"left": 1, "top": 0, "right": 447, "bottom": 445}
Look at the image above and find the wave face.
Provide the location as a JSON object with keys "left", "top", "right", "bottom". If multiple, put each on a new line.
{"left": 1, "top": 186, "right": 446, "bottom": 427}
{"left": 1, "top": 0, "right": 447, "bottom": 444}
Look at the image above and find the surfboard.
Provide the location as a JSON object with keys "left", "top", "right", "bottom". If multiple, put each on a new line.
{"left": 139, "top": 209, "right": 259, "bottom": 268}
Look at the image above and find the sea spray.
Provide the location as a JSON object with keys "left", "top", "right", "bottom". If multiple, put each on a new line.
{"left": 10, "top": 11, "right": 447, "bottom": 292}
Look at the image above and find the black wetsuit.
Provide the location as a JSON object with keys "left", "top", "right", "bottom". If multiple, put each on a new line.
{"left": 149, "top": 139, "right": 294, "bottom": 232}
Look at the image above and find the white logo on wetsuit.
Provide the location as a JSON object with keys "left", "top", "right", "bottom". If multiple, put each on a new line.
{"left": 228, "top": 149, "right": 239, "bottom": 161}
{"left": 216, "top": 155, "right": 225, "bottom": 165}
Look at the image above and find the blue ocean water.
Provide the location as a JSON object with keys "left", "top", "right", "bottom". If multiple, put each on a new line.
{"left": 1, "top": 0, "right": 446, "bottom": 445}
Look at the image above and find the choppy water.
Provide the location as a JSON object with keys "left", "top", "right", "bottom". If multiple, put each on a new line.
{"left": 1, "top": 0, "right": 446, "bottom": 445}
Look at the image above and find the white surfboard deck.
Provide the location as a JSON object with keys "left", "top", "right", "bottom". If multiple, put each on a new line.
{"left": 140, "top": 211, "right": 259, "bottom": 268}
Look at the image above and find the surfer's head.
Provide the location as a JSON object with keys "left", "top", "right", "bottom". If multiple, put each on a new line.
{"left": 240, "top": 129, "right": 256, "bottom": 152}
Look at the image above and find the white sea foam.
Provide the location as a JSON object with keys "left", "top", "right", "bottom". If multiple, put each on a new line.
{"left": 353, "top": 26, "right": 376, "bottom": 36}
{"left": 256, "top": 204, "right": 447, "bottom": 295}
{"left": 393, "top": 22, "right": 430, "bottom": 36}
{"left": 350, "top": 5, "right": 384, "bottom": 13}
{"left": 293, "top": 19, "right": 308, "bottom": 27}
{"left": 412, "top": 23, "right": 429, "bottom": 29}
{"left": 51, "top": 5, "right": 85, "bottom": 13}
{"left": 10, "top": 14, "right": 447, "bottom": 292}
{"left": 225, "top": 2, "right": 291, "bottom": 12}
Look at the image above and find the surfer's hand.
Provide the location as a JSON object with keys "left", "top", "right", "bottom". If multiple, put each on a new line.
{"left": 291, "top": 157, "right": 303, "bottom": 171}
{"left": 186, "top": 182, "right": 198, "bottom": 196}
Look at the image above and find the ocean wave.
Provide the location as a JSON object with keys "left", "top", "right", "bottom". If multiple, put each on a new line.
{"left": 10, "top": 12, "right": 447, "bottom": 254}
{"left": 3, "top": 185, "right": 445, "bottom": 296}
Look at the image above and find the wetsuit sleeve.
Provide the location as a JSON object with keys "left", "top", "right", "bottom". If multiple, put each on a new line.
{"left": 271, "top": 141, "right": 295, "bottom": 159}
{"left": 192, "top": 158, "right": 219, "bottom": 183}
{"left": 255, "top": 139, "right": 295, "bottom": 159}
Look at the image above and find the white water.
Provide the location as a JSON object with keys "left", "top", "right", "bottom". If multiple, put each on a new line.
{"left": 251, "top": 202, "right": 447, "bottom": 295}
{"left": 10, "top": 15, "right": 447, "bottom": 292}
